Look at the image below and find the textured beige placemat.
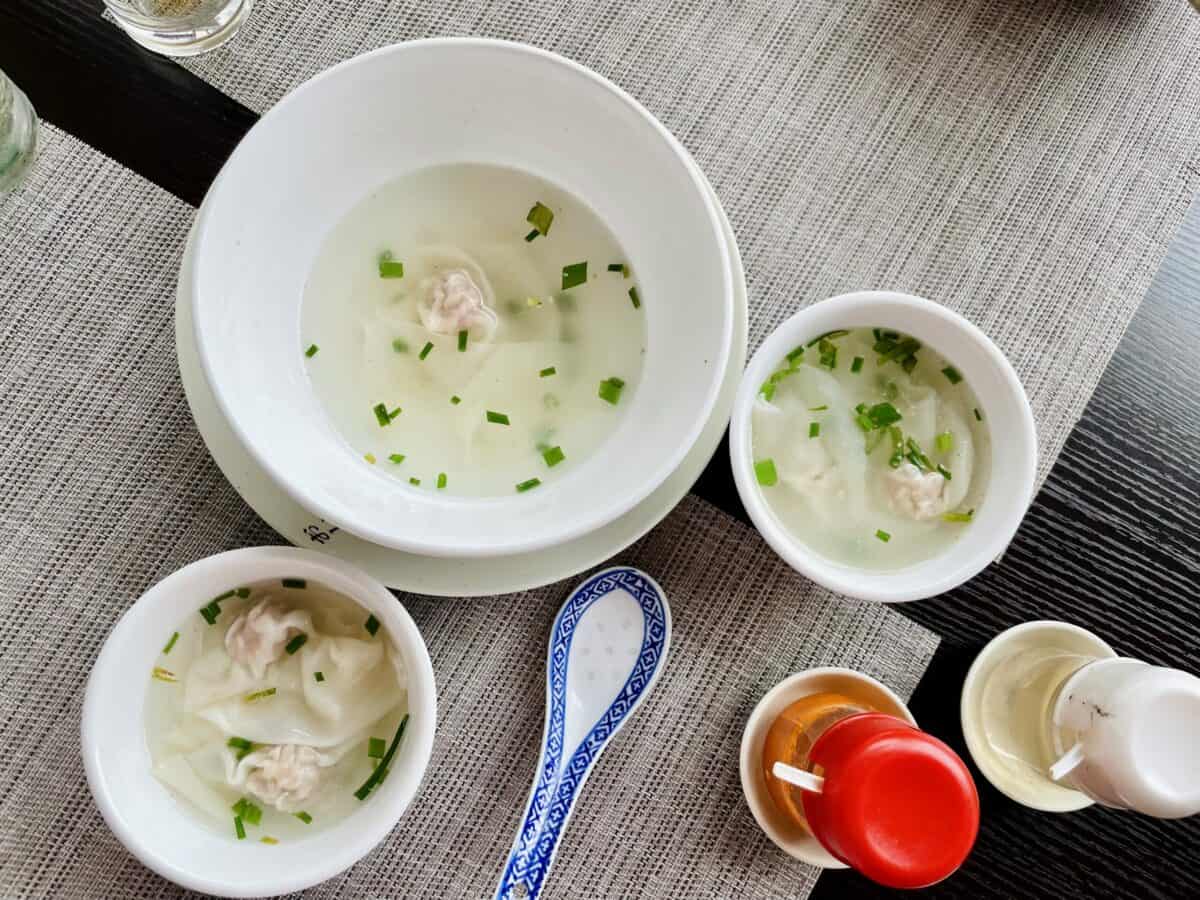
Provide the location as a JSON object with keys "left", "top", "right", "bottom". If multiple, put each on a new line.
{"left": 0, "top": 127, "right": 937, "bottom": 898}
{"left": 175, "top": 0, "right": 1200, "bottom": 486}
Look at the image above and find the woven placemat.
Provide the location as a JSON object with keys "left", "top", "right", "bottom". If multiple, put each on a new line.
{"left": 0, "top": 126, "right": 936, "bottom": 898}
{"left": 174, "top": 0, "right": 1200, "bottom": 486}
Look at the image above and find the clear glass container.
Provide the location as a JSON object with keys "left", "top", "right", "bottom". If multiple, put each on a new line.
{"left": 0, "top": 70, "right": 39, "bottom": 196}
{"left": 104, "top": 0, "right": 254, "bottom": 57}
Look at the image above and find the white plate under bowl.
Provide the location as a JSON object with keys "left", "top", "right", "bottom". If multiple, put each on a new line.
{"left": 191, "top": 39, "right": 734, "bottom": 558}
{"left": 176, "top": 170, "right": 747, "bottom": 598}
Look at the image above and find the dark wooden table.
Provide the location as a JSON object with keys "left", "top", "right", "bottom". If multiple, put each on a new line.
{"left": 3, "top": 3, "right": 1197, "bottom": 898}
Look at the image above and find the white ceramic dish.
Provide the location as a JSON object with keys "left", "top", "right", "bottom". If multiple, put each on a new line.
{"left": 176, "top": 164, "right": 748, "bottom": 598}
{"left": 739, "top": 667, "right": 917, "bottom": 869}
{"left": 191, "top": 38, "right": 734, "bottom": 558}
{"left": 730, "top": 290, "right": 1037, "bottom": 603}
{"left": 960, "top": 620, "right": 1116, "bottom": 813}
{"left": 81, "top": 547, "right": 437, "bottom": 898}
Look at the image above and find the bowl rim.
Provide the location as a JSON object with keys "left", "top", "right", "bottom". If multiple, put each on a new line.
{"left": 730, "top": 290, "right": 1038, "bottom": 603}
{"left": 189, "top": 37, "right": 734, "bottom": 558}
{"left": 80, "top": 546, "right": 437, "bottom": 897}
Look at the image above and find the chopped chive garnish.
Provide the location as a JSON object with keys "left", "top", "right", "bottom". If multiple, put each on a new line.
{"left": 235, "top": 587, "right": 251, "bottom": 599}
{"left": 786, "top": 346, "right": 805, "bottom": 364}
{"left": 754, "top": 458, "right": 778, "bottom": 487}
{"left": 364, "top": 453, "right": 377, "bottom": 464}
{"left": 364, "top": 614, "right": 380, "bottom": 636}
{"left": 807, "top": 329, "right": 850, "bottom": 347}
{"left": 809, "top": 405, "right": 828, "bottom": 412}
{"left": 295, "top": 811, "right": 313, "bottom": 824}
{"left": 304, "top": 344, "right": 319, "bottom": 358}
{"left": 561, "top": 261, "right": 588, "bottom": 290}
{"left": 539, "top": 366, "right": 557, "bottom": 378}
{"left": 373, "top": 403, "right": 392, "bottom": 427}
{"left": 851, "top": 356, "right": 865, "bottom": 373}
{"left": 524, "top": 228, "right": 540, "bottom": 242}
{"left": 314, "top": 671, "right": 325, "bottom": 683}
{"left": 598, "top": 377, "right": 625, "bottom": 405}
{"left": 284, "top": 633, "right": 308, "bottom": 655}
{"left": 516, "top": 477, "right": 542, "bottom": 493}
{"left": 261, "top": 837, "right": 279, "bottom": 845}
{"left": 214, "top": 589, "right": 236, "bottom": 602}
{"left": 486, "top": 410, "right": 511, "bottom": 425}
{"left": 388, "top": 453, "right": 406, "bottom": 464}
{"left": 151, "top": 667, "right": 176, "bottom": 683}
{"left": 419, "top": 341, "right": 434, "bottom": 360}
{"left": 457, "top": 329, "right": 468, "bottom": 352}
{"left": 354, "top": 714, "right": 410, "bottom": 801}
{"left": 542, "top": 445, "right": 565, "bottom": 468}
{"left": 199, "top": 601, "right": 221, "bottom": 625}
{"left": 244, "top": 688, "right": 276, "bottom": 703}
{"left": 232, "top": 797, "right": 263, "bottom": 826}
{"left": 809, "top": 422, "right": 820, "bottom": 438}
{"left": 875, "top": 529, "right": 891, "bottom": 543}
{"left": 282, "top": 578, "right": 306, "bottom": 589}
{"left": 227, "top": 737, "right": 254, "bottom": 759}
{"left": 942, "top": 366, "right": 963, "bottom": 384}
{"left": 607, "top": 263, "right": 625, "bottom": 273}
{"left": 367, "top": 737, "right": 387, "bottom": 759}
{"left": 526, "top": 201, "right": 554, "bottom": 236}
{"left": 377, "top": 252, "right": 404, "bottom": 278}
{"left": 936, "top": 464, "right": 953, "bottom": 481}
{"left": 818, "top": 339, "right": 837, "bottom": 369}
{"left": 162, "top": 632, "right": 179, "bottom": 655}
{"left": 936, "top": 432, "right": 954, "bottom": 454}
{"left": 408, "top": 477, "right": 420, "bottom": 486}
{"left": 437, "top": 472, "right": 447, "bottom": 489}
{"left": 943, "top": 509, "right": 975, "bottom": 523}
{"left": 391, "top": 338, "right": 408, "bottom": 353}
{"left": 974, "top": 407, "right": 983, "bottom": 421}
{"left": 450, "top": 395, "right": 462, "bottom": 406}
{"left": 234, "top": 816, "right": 246, "bottom": 840}
{"left": 628, "top": 286, "right": 641, "bottom": 309}
{"left": 867, "top": 402, "right": 903, "bottom": 428}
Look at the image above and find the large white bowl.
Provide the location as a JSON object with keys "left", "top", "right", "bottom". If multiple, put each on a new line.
{"left": 730, "top": 291, "right": 1037, "bottom": 603}
{"left": 81, "top": 547, "right": 437, "bottom": 897}
{"left": 191, "top": 39, "right": 733, "bottom": 557}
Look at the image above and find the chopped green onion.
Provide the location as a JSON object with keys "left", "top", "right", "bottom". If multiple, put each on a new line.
{"left": 936, "top": 464, "right": 953, "bottom": 481}
{"left": 227, "top": 737, "right": 253, "bottom": 759}
{"left": 855, "top": 412, "right": 874, "bottom": 432}
{"left": 524, "top": 228, "right": 540, "bottom": 242}
{"left": 809, "top": 405, "right": 828, "bottom": 412}
{"left": 450, "top": 395, "right": 461, "bottom": 405}
{"left": 437, "top": 472, "right": 447, "bottom": 490}
{"left": 364, "top": 453, "right": 377, "bottom": 464}
{"left": 942, "top": 366, "right": 963, "bottom": 384}
{"left": 486, "top": 410, "right": 511, "bottom": 425}
{"left": 214, "top": 589, "right": 236, "bottom": 602}
{"left": 936, "top": 432, "right": 954, "bottom": 454}
{"left": 851, "top": 356, "right": 865, "bottom": 373}
{"left": 244, "top": 688, "right": 276, "bottom": 703}
{"left": 304, "top": 344, "right": 319, "bottom": 358}
{"left": 391, "top": 338, "right": 408, "bottom": 354}
{"left": 199, "top": 601, "right": 220, "bottom": 625}
{"left": 314, "top": 671, "right": 325, "bottom": 683}
{"left": 282, "top": 578, "right": 306, "bottom": 589}
{"left": 628, "top": 286, "right": 641, "bottom": 309}
{"left": 818, "top": 339, "right": 837, "bottom": 370}
{"left": 367, "top": 737, "right": 387, "bottom": 759}
{"left": 875, "top": 529, "right": 891, "bottom": 543}
{"left": 786, "top": 346, "right": 805, "bottom": 364}
{"left": 974, "top": 407, "right": 983, "bottom": 421}
{"left": 807, "top": 329, "right": 850, "bottom": 347}
{"left": 284, "top": 633, "right": 308, "bottom": 655}
{"left": 539, "top": 366, "right": 557, "bottom": 378}
{"left": 389, "top": 453, "right": 406, "bottom": 464}
{"left": 408, "top": 477, "right": 420, "bottom": 486}
{"left": 607, "top": 262, "right": 625, "bottom": 273}
{"left": 526, "top": 201, "right": 554, "bottom": 236}
{"left": 364, "top": 614, "right": 380, "bottom": 637}
{"left": 294, "top": 811, "right": 313, "bottom": 825}
{"left": 236, "top": 587, "right": 250, "bottom": 599}
{"left": 542, "top": 446, "right": 565, "bottom": 468}
{"left": 234, "top": 816, "right": 246, "bottom": 840}
{"left": 261, "top": 837, "right": 279, "bottom": 845}
{"left": 232, "top": 797, "right": 262, "bottom": 826}
{"left": 905, "top": 438, "right": 934, "bottom": 472}
{"left": 561, "top": 262, "right": 588, "bottom": 290}
{"left": 377, "top": 253, "right": 404, "bottom": 279}
{"left": 162, "top": 632, "right": 179, "bottom": 655}
{"left": 151, "top": 667, "right": 176, "bottom": 683}
{"left": 516, "top": 477, "right": 542, "bottom": 493}
{"left": 754, "top": 458, "right": 778, "bottom": 487}
{"left": 809, "top": 422, "right": 820, "bottom": 438}
{"left": 867, "top": 402, "right": 903, "bottom": 428}
{"left": 419, "top": 341, "right": 434, "bottom": 360}
{"left": 598, "top": 377, "right": 625, "bottom": 405}
{"left": 373, "top": 403, "right": 393, "bottom": 427}
{"left": 943, "top": 510, "right": 975, "bottom": 523}
{"left": 458, "top": 329, "right": 468, "bottom": 352}
{"left": 354, "top": 714, "right": 410, "bottom": 801}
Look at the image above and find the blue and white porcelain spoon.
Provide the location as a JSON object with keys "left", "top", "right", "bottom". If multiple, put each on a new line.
{"left": 495, "top": 566, "right": 672, "bottom": 900}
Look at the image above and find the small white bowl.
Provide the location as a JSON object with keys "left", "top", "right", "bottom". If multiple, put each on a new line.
{"left": 191, "top": 38, "right": 733, "bottom": 558}
{"left": 739, "top": 667, "right": 916, "bottom": 868}
{"left": 81, "top": 547, "right": 437, "bottom": 898}
{"left": 730, "top": 290, "right": 1037, "bottom": 603}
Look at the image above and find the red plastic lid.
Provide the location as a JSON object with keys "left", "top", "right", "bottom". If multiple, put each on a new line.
{"left": 800, "top": 713, "right": 979, "bottom": 889}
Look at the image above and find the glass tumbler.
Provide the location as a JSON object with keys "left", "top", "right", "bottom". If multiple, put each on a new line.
{"left": 104, "top": 0, "right": 254, "bottom": 57}
{"left": 0, "top": 70, "right": 38, "bottom": 196}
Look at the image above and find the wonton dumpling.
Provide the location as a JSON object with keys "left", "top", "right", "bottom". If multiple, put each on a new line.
{"left": 224, "top": 598, "right": 308, "bottom": 679}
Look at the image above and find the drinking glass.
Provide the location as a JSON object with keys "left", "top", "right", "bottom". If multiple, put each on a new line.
{"left": 104, "top": 0, "right": 254, "bottom": 57}
{"left": 0, "top": 69, "right": 38, "bottom": 196}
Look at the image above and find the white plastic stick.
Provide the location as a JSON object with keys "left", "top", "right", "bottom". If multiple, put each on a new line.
{"left": 1049, "top": 742, "right": 1086, "bottom": 782}
{"left": 772, "top": 761, "right": 825, "bottom": 793}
